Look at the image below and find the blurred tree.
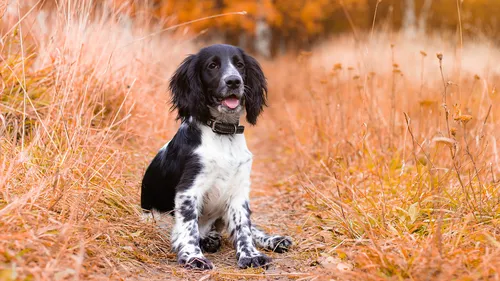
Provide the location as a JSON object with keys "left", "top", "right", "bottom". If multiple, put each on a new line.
{"left": 417, "top": 0, "right": 432, "bottom": 34}
{"left": 254, "top": 0, "right": 272, "bottom": 58}
{"left": 403, "top": 0, "right": 417, "bottom": 37}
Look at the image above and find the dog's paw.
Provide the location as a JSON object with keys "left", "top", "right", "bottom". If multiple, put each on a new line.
{"left": 179, "top": 256, "right": 214, "bottom": 270}
{"left": 200, "top": 232, "right": 222, "bottom": 253}
{"left": 269, "top": 236, "right": 293, "bottom": 253}
{"left": 237, "top": 253, "right": 271, "bottom": 269}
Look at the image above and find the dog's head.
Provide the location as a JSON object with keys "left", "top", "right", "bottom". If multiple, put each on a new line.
{"left": 169, "top": 44, "right": 267, "bottom": 125}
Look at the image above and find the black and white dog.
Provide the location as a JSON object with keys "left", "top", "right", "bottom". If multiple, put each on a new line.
{"left": 141, "top": 44, "right": 292, "bottom": 270}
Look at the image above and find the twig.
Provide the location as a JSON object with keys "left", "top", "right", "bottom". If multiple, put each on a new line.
{"left": 370, "top": 0, "right": 382, "bottom": 42}
{"left": 339, "top": 1, "right": 359, "bottom": 42}
{"left": 119, "top": 11, "right": 248, "bottom": 49}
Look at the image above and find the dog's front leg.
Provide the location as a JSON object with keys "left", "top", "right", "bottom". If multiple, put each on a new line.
{"left": 171, "top": 193, "right": 213, "bottom": 270}
{"left": 226, "top": 199, "right": 271, "bottom": 269}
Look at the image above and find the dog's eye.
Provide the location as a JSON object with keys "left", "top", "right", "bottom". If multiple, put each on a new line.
{"left": 236, "top": 62, "right": 244, "bottom": 68}
{"left": 208, "top": 62, "right": 219, "bottom": 69}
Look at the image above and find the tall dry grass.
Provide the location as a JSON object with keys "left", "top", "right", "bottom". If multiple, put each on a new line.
{"left": 1, "top": 0, "right": 499, "bottom": 280}
{"left": 263, "top": 33, "right": 500, "bottom": 279}
{"left": 0, "top": 1, "right": 193, "bottom": 279}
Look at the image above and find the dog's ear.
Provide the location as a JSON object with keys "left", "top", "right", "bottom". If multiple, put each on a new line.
{"left": 169, "top": 55, "right": 205, "bottom": 120}
{"left": 241, "top": 51, "right": 267, "bottom": 125}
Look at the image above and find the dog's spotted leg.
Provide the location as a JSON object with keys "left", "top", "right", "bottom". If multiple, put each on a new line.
{"left": 251, "top": 226, "right": 292, "bottom": 253}
{"left": 226, "top": 201, "right": 271, "bottom": 269}
{"left": 171, "top": 194, "right": 213, "bottom": 270}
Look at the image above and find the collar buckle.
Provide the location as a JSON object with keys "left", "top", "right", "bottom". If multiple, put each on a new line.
{"left": 210, "top": 120, "right": 218, "bottom": 132}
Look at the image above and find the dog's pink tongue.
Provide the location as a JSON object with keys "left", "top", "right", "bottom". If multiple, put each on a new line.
{"left": 222, "top": 97, "right": 240, "bottom": 109}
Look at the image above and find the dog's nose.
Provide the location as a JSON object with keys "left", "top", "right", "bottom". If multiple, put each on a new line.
{"left": 225, "top": 76, "right": 241, "bottom": 89}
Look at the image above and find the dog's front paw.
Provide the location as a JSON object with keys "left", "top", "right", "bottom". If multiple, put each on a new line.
{"left": 179, "top": 256, "right": 214, "bottom": 270}
{"left": 237, "top": 253, "right": 271, "bottom": 269}
{"left": 269, "top": 236, "right": 293, "bottom": 253}
{"left": 200, "top": 232, "right": 222, "bottom": 253}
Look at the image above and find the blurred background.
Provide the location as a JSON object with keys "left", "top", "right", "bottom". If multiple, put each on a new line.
{"left": 60, "top": 0, "right": 500, "bottom": 57}
{"left": 16, "top": 0, "right": 498, "bottom": 58}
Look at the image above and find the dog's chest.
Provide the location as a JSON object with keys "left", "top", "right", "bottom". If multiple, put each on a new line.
{"left": 195, "top": 128, "right": 253, "bottom": 214}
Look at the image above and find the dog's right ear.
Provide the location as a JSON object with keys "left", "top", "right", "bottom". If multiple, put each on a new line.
{"left": 169, "top": 55, "right": 205, "bottom": 120}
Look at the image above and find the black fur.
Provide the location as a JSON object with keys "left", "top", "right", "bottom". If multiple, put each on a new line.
{"left": 140, "top": 122, "right": 202, "bottom": 213}
{"left": 200, "top": 232, "right": 222, "bottom": 253}
{"left": 169, "top": 55, "right": 208, "bottom": 122}
{"left": 241, "top": 53, "right": 267, "bottom": 125}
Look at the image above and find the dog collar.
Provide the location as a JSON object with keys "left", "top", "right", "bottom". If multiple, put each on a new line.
{"left": 206, "top": 119, "right": 244, "bottom": 135}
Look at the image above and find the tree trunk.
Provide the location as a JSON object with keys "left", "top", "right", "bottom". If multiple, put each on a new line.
{"left": 254, "top": 0, "right": 271, "bottom": 58}
{"left": 402, "top": 0, "right": 417, "bottom": 38}
{"left": 418, "top": 0, "right": 432, "bottom": 35}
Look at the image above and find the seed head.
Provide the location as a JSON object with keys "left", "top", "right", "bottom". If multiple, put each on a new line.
{"left": 454, "top": 114, "right": 473, "bottom": 125}
{"left": 433, "top": 137, "right": 456, "bottom": 147}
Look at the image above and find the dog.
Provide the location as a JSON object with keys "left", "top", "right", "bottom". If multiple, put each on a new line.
{"left": 141, "top": 44, "right": 292, "bottom": 270}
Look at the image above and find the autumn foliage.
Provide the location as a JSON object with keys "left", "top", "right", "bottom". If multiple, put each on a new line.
{"left": 104, "top": 0, "right": 500, "bottom": 55}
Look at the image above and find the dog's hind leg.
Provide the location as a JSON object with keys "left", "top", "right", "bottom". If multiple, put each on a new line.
{"left": 251, "top": 226, "right": 293, "bottom": 253}
{"left": 198, "top": 218, "right": 223, "bottom": 253}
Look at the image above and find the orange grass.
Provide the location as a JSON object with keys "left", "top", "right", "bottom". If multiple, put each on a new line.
{"left": 0, "top": 1, "right": 190, "bottom": 279}
{"left": 1, "top": 1, "right": 499, "bottom": 280}
{"left": 263, "top": 34, "right": 500, "bottom": 280}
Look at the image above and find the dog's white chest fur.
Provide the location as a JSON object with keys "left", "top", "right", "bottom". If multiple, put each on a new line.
{"left": 194, "top": 125, "right": 253, "bottom": 218}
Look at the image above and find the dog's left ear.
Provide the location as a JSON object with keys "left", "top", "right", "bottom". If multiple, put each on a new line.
{"left": 241, "top": 51, "right": 267, "bottom": 125}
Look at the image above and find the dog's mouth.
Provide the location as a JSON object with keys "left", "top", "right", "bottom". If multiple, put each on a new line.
{"left": 217, "top": 95, "right": 241, "bottom": 110}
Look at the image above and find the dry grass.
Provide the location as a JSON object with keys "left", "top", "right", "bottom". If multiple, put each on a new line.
{"left": 1, "top": 1, "right": 499, "bottom": 280}
{"left": 0, "top": 1, "right": 189, "bottom": 279}
{"left": 263, "top": 34, "right": 500, "bottom": 280}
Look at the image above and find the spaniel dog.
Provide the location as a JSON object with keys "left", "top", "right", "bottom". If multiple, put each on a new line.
{"left": 141, "top": 44, "right": 292, "bottom": 270}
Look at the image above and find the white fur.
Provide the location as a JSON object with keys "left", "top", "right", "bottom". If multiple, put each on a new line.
{"left": 222, "top": 60, "right": 241, "bottom": 81}
{"left": 171, "top": 125, "right": 252, "bottom": 228}
{"left": 196, "top": 124, "right": 252, "bottom": 229}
